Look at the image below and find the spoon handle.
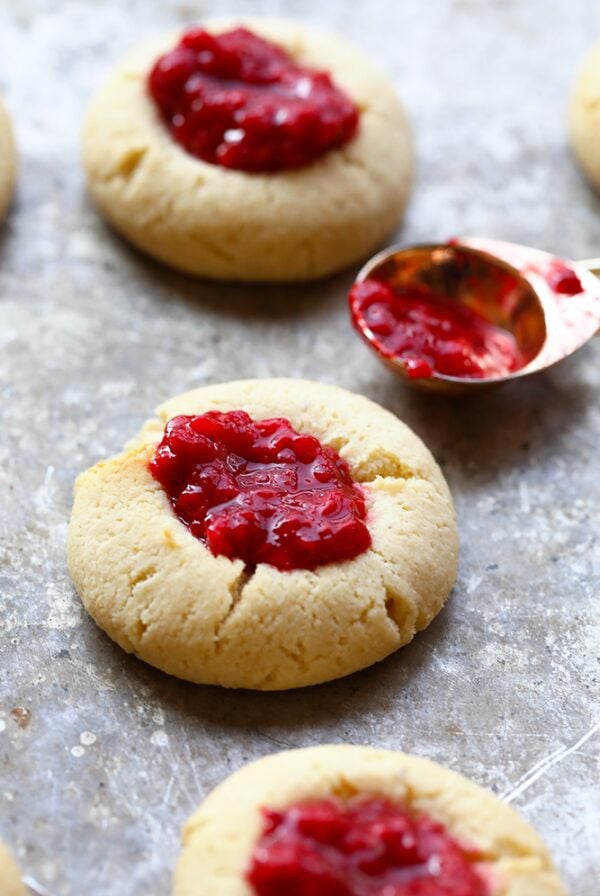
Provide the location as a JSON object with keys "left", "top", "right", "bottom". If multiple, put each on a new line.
{"left": 576, "top": 257, "right": 600, "bottom": 336}
{"left": 577, "top": 256, "right": 600, "bottom": 276}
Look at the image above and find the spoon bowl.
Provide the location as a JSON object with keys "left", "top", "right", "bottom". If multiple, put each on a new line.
{"left": 351, "top": 238, "right": 600, "bottom": 394}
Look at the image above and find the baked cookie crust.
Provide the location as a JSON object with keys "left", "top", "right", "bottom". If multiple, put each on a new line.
{"left": 0, "top": 841, "right": 25, "bottom": 896}
{"left": 0, "top": 96, "right": 16, "bottom": 221}
{"left": 82, "top": 19, "right": 413, "bottom": 281}
{"left": 174, "top": 745, "right": 566, "bottom": 896}
{"left": 68, "top": 379, "right": 457, "bottom": 690}
{"left": 570, "top": 40, "right": 600, "bottom": 191}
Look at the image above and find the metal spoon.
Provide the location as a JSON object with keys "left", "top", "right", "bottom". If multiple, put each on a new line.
{"left": 350, "top": 237, "right": 600, "bottom": 394}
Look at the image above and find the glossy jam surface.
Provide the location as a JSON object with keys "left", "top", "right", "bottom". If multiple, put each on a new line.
{"left": 247, "top": 798, "right": 489, "bottom": 896}
{"left": 148, "top": 27, "right": 359, "bottom": 171}
{"left": 349, "top": 279, "right": 522, "bottom": 380}
{"left": 149, "top": 411, "right": 370, "bottom": 571}
{"left": 543, "top": 261, "right": 584, "bottom": 296}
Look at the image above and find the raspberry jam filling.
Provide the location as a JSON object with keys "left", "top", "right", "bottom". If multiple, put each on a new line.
{"left": 149, "top": 411, "right": 371, "bottom": 571}
{"left": 544, "top": 261, "right": 584, "bottom": 296}
{"left": 148, "top": 27, "right": 359, "bottom": 171}
{"left": 247, "top": 798, "right": 489, "bottom": 896}
{"left": 349, "top": 279, "right": 523, "bottom": 380}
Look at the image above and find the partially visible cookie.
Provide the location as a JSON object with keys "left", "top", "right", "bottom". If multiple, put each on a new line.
{"left": 82, "top": 18, "right": 413, "bottom": 281}
{"left": 0, "top": 841, "right": 25, "bottom": 896}
{"left": 0, "top": 96, "right": 16, "bottom": 221}
{"left": 174, "top": 745, "right": 566, "bottom": 896}
{"left": 67, "top": 379, "right": 457, "bottom": 690}
{"left": 569, "top": 40, "right": 600, "bottom": 191}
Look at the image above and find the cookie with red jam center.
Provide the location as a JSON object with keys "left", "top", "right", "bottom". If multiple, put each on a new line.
{"left": 173, "top": 746, "right": 566, "bottom": 896}
{"left": 67, "top": 380, "right": 457, "bottom": 690}
{"left": 148, "top": 27, "right": 359, "bottom": 172}
{"left": 82, "top": 19, "right": 413, "bottom": 281}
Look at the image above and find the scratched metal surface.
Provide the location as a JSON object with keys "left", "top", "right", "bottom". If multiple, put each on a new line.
{"left": 0, "top": 0, "right": 599, "bottom": 893}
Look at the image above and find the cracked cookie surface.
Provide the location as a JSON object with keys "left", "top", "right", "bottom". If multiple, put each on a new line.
{"left": 82, "top": 18, "right": 413, "bottom": 282}
{"left": 174, "top": 745, "right": 566, "bottom": 896}
{"left": 0, "top": 97, "right": 15, "bottom": 222}
{"left": 0, "top": 841, "right": 25, "bottom": 896}
{"left": 67, "top": 379, "right": 457, "bottom": 690}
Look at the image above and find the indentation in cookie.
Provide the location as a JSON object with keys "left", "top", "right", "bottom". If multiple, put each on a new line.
{"left": 147, "top": 26, "right": 360, "bottom": 171}
{"left": 149, "top": 410, "right": 372, "bottom": 571}
{"left": 246, "top": 796, "right": 490, "bottom": 895}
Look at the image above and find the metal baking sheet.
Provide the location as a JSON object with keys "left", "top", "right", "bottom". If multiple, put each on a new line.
{"left": 0, "top": 1, "right": 598, "bottom": 893}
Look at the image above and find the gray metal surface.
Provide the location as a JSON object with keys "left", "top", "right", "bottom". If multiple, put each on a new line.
{"left": 0, "top": 0, "right": 599, "bottom": 893}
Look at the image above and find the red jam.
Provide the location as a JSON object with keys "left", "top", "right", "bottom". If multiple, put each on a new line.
{"left": 247, "top": 798, "right": 489, "bottom": 896}
{"left": 148, "top": 27, "right": 359, "bottom": 171}
{"left": 544, "top": 261, "right": 583, "bottom": 296}
{"left": 349, "top": 279, "right": 522, "bottom": 380}
{"left": 149, "top": 411, "right": 371, "bottom": 571}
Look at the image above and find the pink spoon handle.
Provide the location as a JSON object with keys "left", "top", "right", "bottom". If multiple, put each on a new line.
{"left": 578, "top": 257, "right": 600, "bottom": 276}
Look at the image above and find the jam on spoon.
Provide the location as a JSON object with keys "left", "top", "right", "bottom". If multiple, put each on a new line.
{"left": 349, "top": 239, "right": 600, "bottom": 392}
{"left": 349, "top": 278, "right": 523, "bottom": 380}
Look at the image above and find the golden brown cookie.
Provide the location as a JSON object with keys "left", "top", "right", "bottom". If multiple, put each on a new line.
{"left": 174, "top": 745, "right": 566, "bottom": 896}
{"left": 67, "top": 379, "right": 457, "bottom": 689}
{"left": 82, "top": 19, "right": 413, "bottom": 281}
{"left": 0, "top": 96, "right": 16, "bottom": 221}
{"left": 570, "top": 40, "right": 600, "bottom": 190}
{"left": 0, "top": 841, "right": 25, "bottom": 896}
